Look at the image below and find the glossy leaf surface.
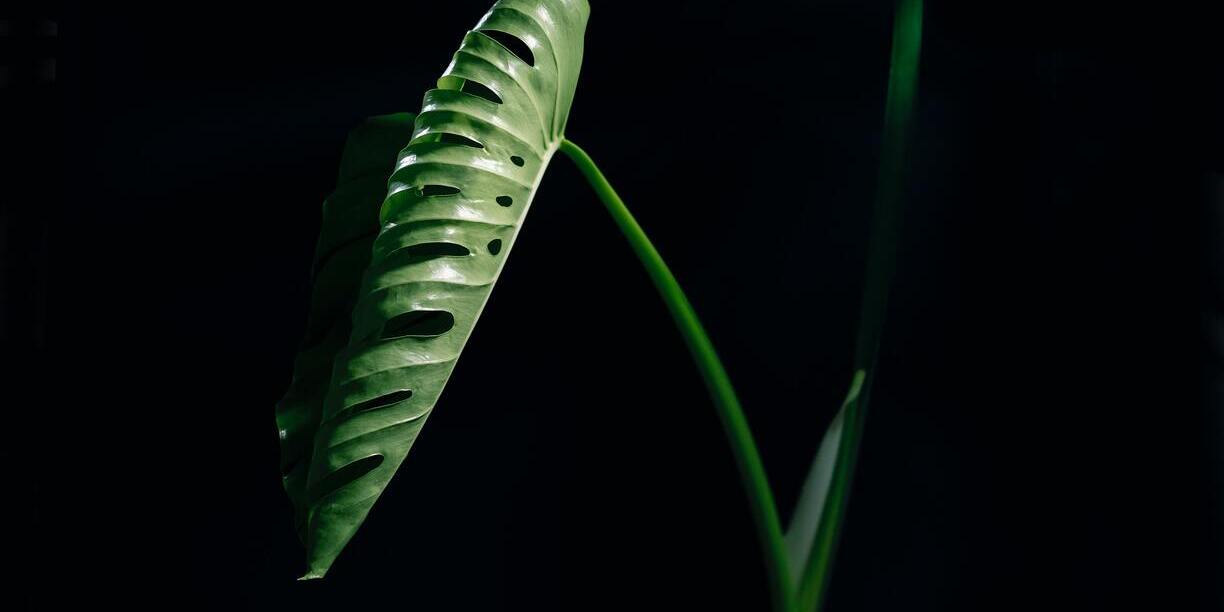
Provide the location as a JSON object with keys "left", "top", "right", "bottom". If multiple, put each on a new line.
{"left": 300, "top": 0, "right": 590, "bottom": 578}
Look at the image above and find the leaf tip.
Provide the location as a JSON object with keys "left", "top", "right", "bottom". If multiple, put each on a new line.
{"left": 297, "top": 570, "right": 327, "bottom": 581}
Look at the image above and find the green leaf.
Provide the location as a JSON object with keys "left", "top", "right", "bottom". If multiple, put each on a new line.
{"left": 788, "top": 1, "right": 923, "bottom": 609}
{"left": 275, "top": 113, "right": 418, "bottom": 542}
{"left": 784, "top": 369, "right": 863, "bottom": 605}
{"left": 299, "top": 0, "right": 590, "bottom": 579}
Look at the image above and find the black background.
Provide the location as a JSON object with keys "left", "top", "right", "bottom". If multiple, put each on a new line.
{"left": 3, "top": 0, "right": 1222, "bottom": 609}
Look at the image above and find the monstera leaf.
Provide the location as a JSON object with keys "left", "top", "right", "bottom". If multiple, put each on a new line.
{"left": 275, "top": 113, "right": 417, "bottom": 541}
{"left": 299, "top": 0, "right": 590, "bottom": 578}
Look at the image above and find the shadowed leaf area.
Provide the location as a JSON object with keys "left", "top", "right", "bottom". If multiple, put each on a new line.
{"left": 275, "top": 112, "right": 418, "bottom": 543}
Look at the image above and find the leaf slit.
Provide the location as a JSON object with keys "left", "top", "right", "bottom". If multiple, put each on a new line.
{"left": 460, "top": 79, "right": 502, "bottom": 104}
{"left": 414, "top": 132, "right": 484, "bottom": 148}
{"left": 381, "top": 310, "right": 456, "bottom": 339}
{"left": 478, "top": 29, "right": 535, "bottom": 67}
{"left": 307, "top": 455, "right": 385, "bottom": 504}
{"left": 420, "top": 185, "right": 461, "bottom": 197}
{"left": 390, "top": 242, "right": 471, "bottom": 265}
{"left": 344, "top": 389, "right": 414, "bottom": 416}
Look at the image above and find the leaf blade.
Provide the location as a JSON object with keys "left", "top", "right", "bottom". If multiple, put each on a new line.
{"left": 783, "top": 370, "right": 862, "bottom": 582}
{"left": 788, "top": 0, "right": 923, "bottom": 609}
{"left": 301, "top": 0, "right": 590, "bottom": 578}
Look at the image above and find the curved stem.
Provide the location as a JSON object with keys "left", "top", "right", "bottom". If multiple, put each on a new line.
{"left": 559, "top": 139, "right": 796, "bottom": 612}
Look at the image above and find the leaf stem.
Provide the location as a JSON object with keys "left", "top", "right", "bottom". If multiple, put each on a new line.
{"left": 559, "top": 138, "right": 796, "bottom": 612}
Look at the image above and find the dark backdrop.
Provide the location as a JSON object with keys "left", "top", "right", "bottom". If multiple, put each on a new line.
{"left": 3, "top": 0, "right": 1221, "bottom": 609}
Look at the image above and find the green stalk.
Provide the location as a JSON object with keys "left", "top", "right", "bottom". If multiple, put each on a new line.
{"left": 796, "top": 1, "right": 923, "bottom": 611}
{"left": 559, "top": 139, "right": 796, "bottom": 612}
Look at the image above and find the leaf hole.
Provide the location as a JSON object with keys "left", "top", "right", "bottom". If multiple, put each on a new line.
{"left": 487, "top": 239, "right": 502, "bottom": 255}
{"left": 381, "top": 310, "right": 456, "bottom": 340}
{"left": 307, "top": 455, "right": 385, "bottom": 503}
{"left": 479, "top": 29, "right": 535, "bottom": 67}
{"left": 436, "top": 133, "right": 484, "bottom": 148}
{"left": 420, "top": 184, "right": 460, "bottom": 197}
{"left": 345, "top": 389, "right": 413, "bottom": 416}
{"left": 391, "top": 242, "right": 471, "bottom": 265}
{"left": 496, "top": 196, "right": 513, "bottom": 207}
{"left": 510, "top": 155, "right": 525, "bottom": 167}
{"left": 460, "top": 79, "right": 502, "bottom": 104}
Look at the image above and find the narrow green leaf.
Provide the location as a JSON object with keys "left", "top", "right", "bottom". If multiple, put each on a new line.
{"left": 783, "top": 370, "right": 862, "bottom": 582}
{"left": 788, "top": 0, "right": 922, "bottom": 609}
{"left": 300, "top": 0, "right": 590, "bottom": 579}
{"left": 275, "top": 113, "right": 418, "bottom": 542}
